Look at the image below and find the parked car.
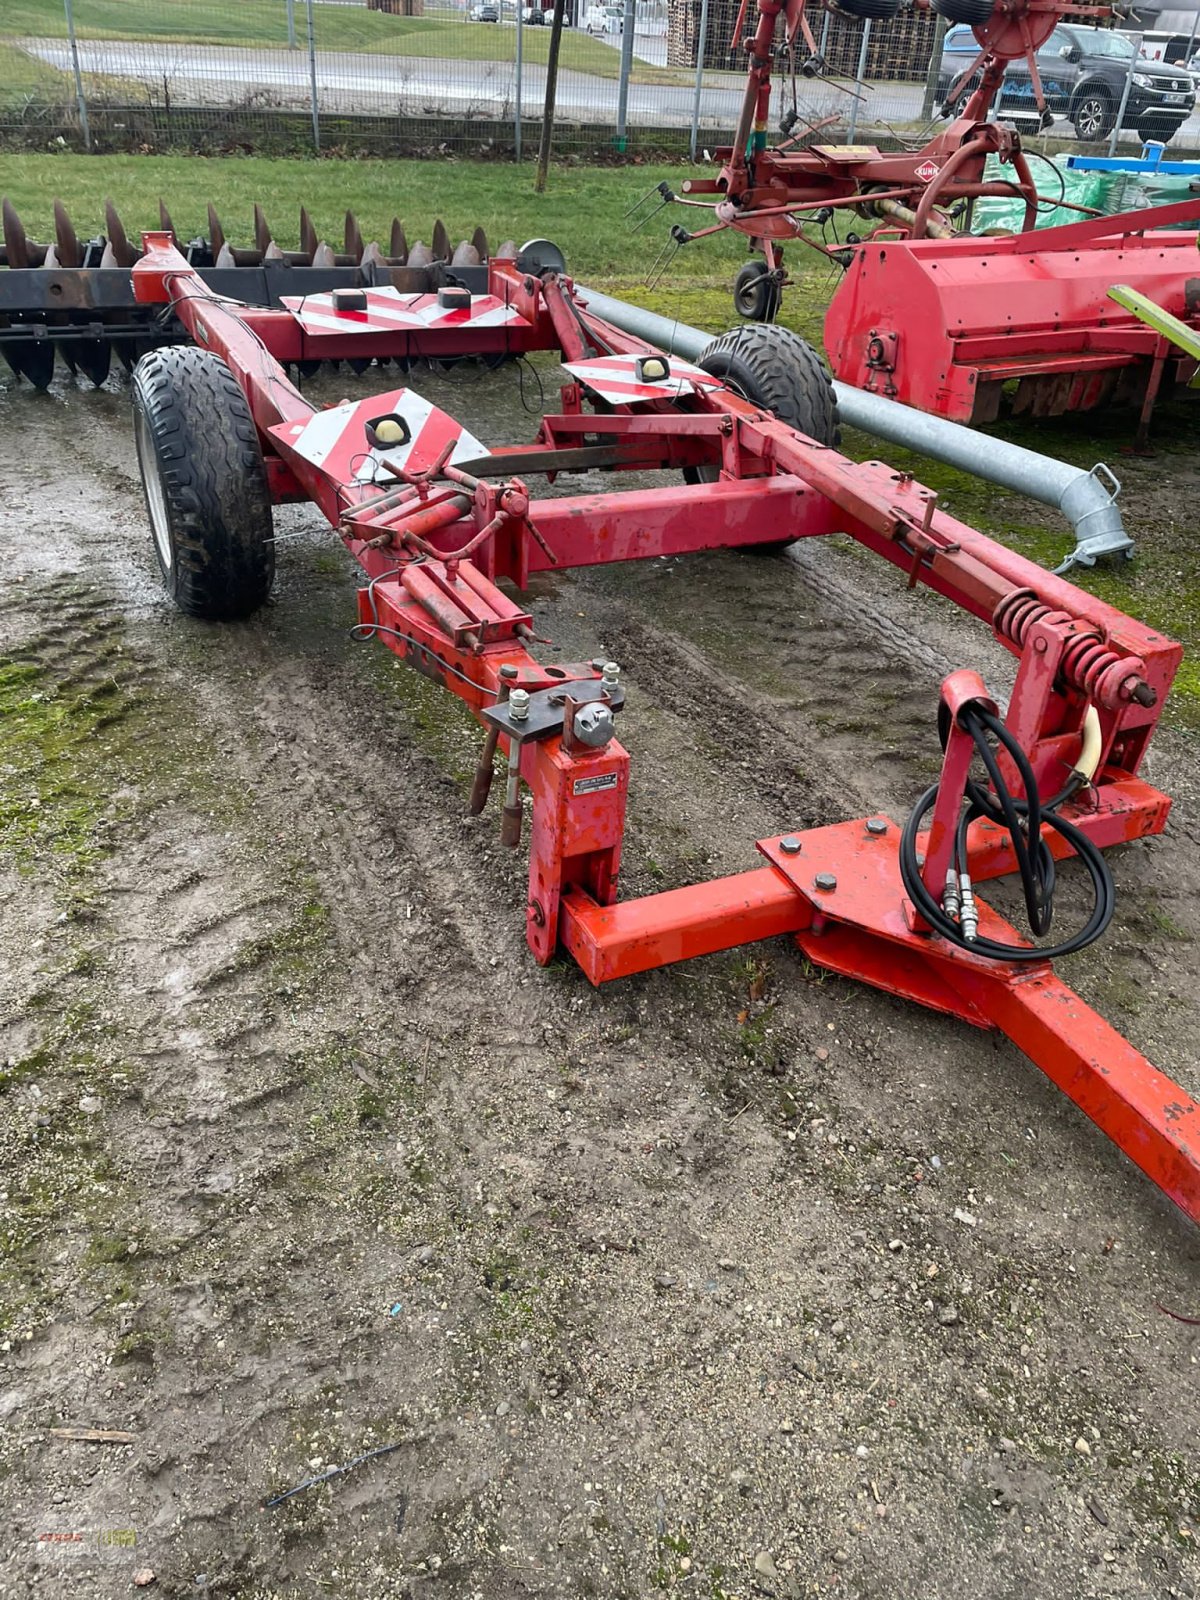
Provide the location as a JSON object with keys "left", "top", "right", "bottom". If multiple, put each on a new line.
{"left": 936, "top": 23, "right": 1196, "bottom": 143}
{"left": 584, "top": 4, "right": 623, "bottom": 35}
{"left": 521, "top": 4, "right": 545, "bottom": 21}
{"left": 469, "top": 2, "right": 499, "bottom": 19}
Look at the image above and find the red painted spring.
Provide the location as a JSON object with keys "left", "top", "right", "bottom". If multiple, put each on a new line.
{"left": 993, "top": 588, "right": 1154, "bottom": 710}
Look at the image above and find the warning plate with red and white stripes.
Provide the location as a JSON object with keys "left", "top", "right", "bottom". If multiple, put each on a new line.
{"left": 279, "top": 286, "right": 526, "bottom": 338}
{"left": 270, "top": 387, "right": 489, "bottom": 486}
{"left": 562, "top": 354, "right": 726, "bottom": 406}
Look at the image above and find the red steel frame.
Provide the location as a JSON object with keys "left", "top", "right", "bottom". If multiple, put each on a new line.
{"left": 674, "top": 0, "right": 1112, "bottom": 257}
{"left": 132, "top": 235, "right": 1198, "bottom": 1224}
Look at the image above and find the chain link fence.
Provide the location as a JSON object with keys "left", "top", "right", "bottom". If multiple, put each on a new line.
{"left": 2, "top": 0, "right": 1198, "bottom": 160}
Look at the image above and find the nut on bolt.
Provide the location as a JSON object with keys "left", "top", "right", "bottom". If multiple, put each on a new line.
{"left": 779, "top": 835, "right": 802, "bottom": 855}
{"left": 573, "top": 702, "right": 615, "bottom": 748}
{"left": 866, "top": 818, "right": 887, "bottom": 836}
{"left": 814, "top": 872, "right": 837, "bottom": 892}
{"left": 508, "top": 687, "right": 530, "bottom": 723}
{"left": 601, "top": 661, "right": 620, "bottom": 692}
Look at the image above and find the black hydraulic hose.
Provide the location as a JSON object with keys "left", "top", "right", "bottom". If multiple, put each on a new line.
{"left": 899, "top": 705, "right": 1115, "bottom": 963}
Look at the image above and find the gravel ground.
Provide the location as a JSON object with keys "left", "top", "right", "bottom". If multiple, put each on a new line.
{"left": 0, "top": 357, "right": 1197, "bottom": 1600}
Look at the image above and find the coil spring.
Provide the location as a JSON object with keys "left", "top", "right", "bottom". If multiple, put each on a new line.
{"left": 993, "top": 588, "right": 1153, "bottom": 710}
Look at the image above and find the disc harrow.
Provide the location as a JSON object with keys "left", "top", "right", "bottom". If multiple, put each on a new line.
{"left": 0, "top": 197, "right": 513, "bottom": 390}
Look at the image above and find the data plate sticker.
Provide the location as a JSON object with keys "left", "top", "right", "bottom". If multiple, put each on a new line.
{"left": 573, "top": 772, "right": 619, "bottom": 796}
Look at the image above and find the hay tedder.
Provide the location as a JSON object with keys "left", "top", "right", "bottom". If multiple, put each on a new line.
{"left": 654, "top": 0, "right": 1200, "bottom": 427}
{"left": 122, "top": 230, "right": 1196, "bottom": 1225}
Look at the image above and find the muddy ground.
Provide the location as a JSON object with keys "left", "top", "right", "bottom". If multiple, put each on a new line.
{"left": 0, "top": 356, "right": 1197, "bottom": 1600}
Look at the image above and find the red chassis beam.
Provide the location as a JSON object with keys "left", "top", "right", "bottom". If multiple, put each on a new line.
{"left": 131, "top": 235, "right": 1197, "bottom": 1223}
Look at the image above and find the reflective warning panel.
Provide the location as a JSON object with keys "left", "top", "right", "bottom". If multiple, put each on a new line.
{"left": 562, "top": 354, "right": 726, "bottom": 406}
{"left": 270, "top": 388, "right": 489, "bottom": 485}
{"left": 280, "top": 286, "right": 527, "bottom": 337}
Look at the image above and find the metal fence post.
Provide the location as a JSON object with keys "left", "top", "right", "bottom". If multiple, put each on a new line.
{"left": 1107, "top": 30, "right": 1140, "bottom": 157}
{"left": 689, "top": 0, "right": 711, "bottom": 163}
{"left": 515, "top": 3, "right": 524, "bottom": 161}
{"left": 287, "top": 0, "right": 298, "bottom": 50}
{"left": 920, "top": 15, "right": 947, "bottom": 121}
{"left": 846, "top": 19, "right": 871, "bottom": 143}
{"left": 615, "top": 0, "right": 637, "bottom": 152}
{"left": 305, "top": 0, "right": 320, "bottom": 152}
{"left": 62, "top": 0, "right": 92, "bottom": 153}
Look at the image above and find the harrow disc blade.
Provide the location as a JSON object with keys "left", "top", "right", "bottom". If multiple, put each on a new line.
{"left": 53, "top": 200, "right": 82, "bottom": 268}
{"left": 253, "top": 204, "right": 274, "bottom": 257}
{"left": 431, "top": 220, "right": 451, "bottom": 262}
{"left": 74, "top": 338, "right": 113, "bottom": 388}
{"left": 389, "top": 219, "right": 408, "bottom": 264}
{"left": 344, "top": 211, "right": 364, "bottom": 263}
{"left": 3, "top": 338, "right": 56, "bottom": 390}
{"left": 104, "top": 199, "right": 139, "bottom": 267}
{"left": 207, "top": 203, "right": 226, "bottom": 265}
{"left": 300, "top": 207, "right": 319, "bottom": 262}
{"left": 472, "top": 226, "right": 490, "bottom": 261}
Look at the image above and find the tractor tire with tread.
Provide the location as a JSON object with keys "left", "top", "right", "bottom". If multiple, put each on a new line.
{"left": 932, "top": 0, "right": 994, "bottom": 25}
{"left": 690, "top": 325, "right": 840, "bottom": 553}
{"left": 832, "top": 0, "right": 902, "bottom": 19}
{"left": 132, "top": 345, "right": 275, "bottom": 621}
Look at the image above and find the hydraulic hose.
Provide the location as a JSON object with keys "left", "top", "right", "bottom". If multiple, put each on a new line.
{"left": 898, "top": 704, "right": 1115, "bottom": 963}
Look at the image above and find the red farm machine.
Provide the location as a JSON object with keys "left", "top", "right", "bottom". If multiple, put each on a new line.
{"left": 654, "top": 0, "right": 1200, "bottom": 428}
{"left": 0, "top": 196, "right": 508, "bottom": 389}
{"left": 115, "top": 230, "right": 1197, "bottom": 1226}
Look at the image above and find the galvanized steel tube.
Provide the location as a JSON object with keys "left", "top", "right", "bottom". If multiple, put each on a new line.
{"left": 575, "top": 285, "right": 1132, "bottom": 572}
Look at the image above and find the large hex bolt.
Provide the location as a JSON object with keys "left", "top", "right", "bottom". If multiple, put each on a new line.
{"left": 573, "top": 702, "right": 615, "bottom": 749}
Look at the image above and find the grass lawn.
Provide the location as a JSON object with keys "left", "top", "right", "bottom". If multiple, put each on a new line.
{"left": 2, "top": 147, "right": 1197, "bottom": 717}
{"left": 2, "top": 0, "right": 692, "bottom": 84}
{"left": 0, "top": 37, "right": 74, "bottom": 103}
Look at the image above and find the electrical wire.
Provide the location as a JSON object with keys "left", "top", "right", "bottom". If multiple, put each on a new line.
{"left": 1023, "top": 148, "right": 1068, "bottom": 212}
{"left": 898, "top": 704, "right": 1114, "bottom": 963}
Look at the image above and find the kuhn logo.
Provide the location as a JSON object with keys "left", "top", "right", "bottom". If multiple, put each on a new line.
{"left": 915, "top": 160, "right": 941, "bottom": 183}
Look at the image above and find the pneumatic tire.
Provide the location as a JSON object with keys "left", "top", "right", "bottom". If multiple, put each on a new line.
{"left": 833, "top": 0, "right": 902, "bottom": 18}
{"left": 734, "top": 259, "right": 783, "bottom": 322}
{"left": 932, "top": 0, "right": 994, "bottom": 24}
{"left": 690, "top": 325, "right": 840, "bottom": 551}
{"left": 132, "top": 346, "right": 275, "bottom": 621}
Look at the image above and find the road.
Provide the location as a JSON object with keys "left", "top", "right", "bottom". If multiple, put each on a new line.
{"left": 20, "top": 36, "right": 1200, "bottom": 145}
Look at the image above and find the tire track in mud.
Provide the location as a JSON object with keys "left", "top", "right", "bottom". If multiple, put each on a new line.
{"left": 574, "top": 546, "right": 957, "bottom": 840}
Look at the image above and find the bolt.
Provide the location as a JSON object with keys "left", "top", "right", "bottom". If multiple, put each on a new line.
{"left": 590, "top": 657, "right": 607, "bottom": 672}
{"left": 509, "top": 687, "right": 530, "bottom": 723}
{"left": 814, "top": 873, "right": 837, "bottom": 892}
{"left": 601, "top": 661, "right": 620, "bottom": 690}
{"left": 499, "top": 664, "right": 518, "bottom": 681}
{"left": 866, "top": 818, "right": 887, "bottom": 836}
{"left": 779, "top": 835, "right": 802, "bottom": 854}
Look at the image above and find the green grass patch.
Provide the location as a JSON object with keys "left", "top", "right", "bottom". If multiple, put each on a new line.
{"left": 0, "top": 151, "right": 752, "bottom": 281}
{"left": 0, "top": 37, "right": 74, "bottom": 109}
{"left": 3, "top": 0, "right": 685, "bottom": 84}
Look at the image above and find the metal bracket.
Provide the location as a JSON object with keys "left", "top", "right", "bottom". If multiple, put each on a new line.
{"left": 482, "top": 679, "right": 625, "bottom": 744}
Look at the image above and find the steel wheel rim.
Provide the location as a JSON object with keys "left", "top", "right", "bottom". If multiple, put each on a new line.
{"left": 136, "top": 403, "right": 173, "bottom": 573}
